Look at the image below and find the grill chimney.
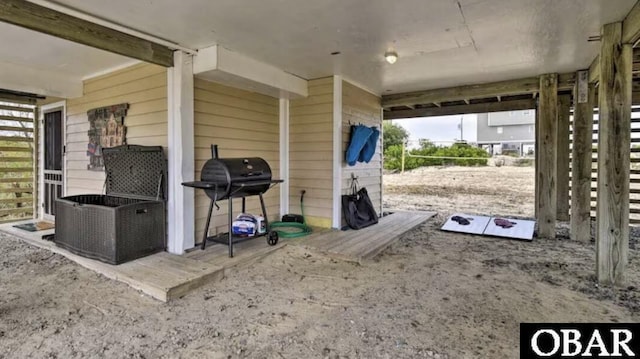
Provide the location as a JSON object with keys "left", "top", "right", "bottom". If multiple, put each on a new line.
{"left": 211, "top": 144, "right": 219, "bottom": 159}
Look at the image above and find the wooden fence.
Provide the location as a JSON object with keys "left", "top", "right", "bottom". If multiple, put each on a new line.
{"left": 0, "top": 101, "right": 35, "bottom": 224}
{"left": 569, "top": 107, "right": 640, "bottom": 225}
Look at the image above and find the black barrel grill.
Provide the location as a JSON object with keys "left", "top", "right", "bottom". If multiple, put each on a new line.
{"left": 182, "top": 145, "right": 282, "bottom": 257}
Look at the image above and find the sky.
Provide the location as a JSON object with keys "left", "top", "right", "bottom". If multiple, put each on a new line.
{"left": 389, "top": 114, "right": 478, "bottom": 148}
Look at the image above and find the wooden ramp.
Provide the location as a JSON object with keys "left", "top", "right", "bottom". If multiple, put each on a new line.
{"left": 299, "top": 211, "right": 435, "bottom": 264}
{"left": 0, "top": 220, "right": 287, "bottom": 302}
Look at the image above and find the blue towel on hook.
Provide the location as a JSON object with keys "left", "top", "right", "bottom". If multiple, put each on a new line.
{"left": 358, "top": 126, "right": 379, "bottom": 163}
{"left": 345, "top": 125, "right": 372, "bottom": 166}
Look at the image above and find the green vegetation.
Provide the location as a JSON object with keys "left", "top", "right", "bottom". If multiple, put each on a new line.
{"left": 382, "top": 121, "right": 409, "bottom": 152}
{"left": 384, "top": 140, "right": 490, "bottom": 171}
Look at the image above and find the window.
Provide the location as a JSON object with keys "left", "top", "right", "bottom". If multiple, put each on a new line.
{"left": 497, "top": 127, "right": 503, "bottom": 134}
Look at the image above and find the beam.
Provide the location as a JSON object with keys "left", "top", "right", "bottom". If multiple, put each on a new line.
{"left": 383, "top": 98, "right": 536, "bottom": 120}
{"left": 383, "top": 77, "right": 538, "bottom": 108}
{"left": 622, "top": 0, "right": 640, "bottom": 44}
{"left": 0, "top": 89, "right": 41, "bottom": 105}
{"left": 0, "top": 0, "right": 174, "bottom": 67}
{"left": 537, "top": 73, "right": 558, "bottom": 239}
{"left": 558, "top": 72, "right": 577, "bottom": 90}
{"left": 571, "top": 71, "right": 594, "bottom": 242}
{"left": 382, "top": 73, "right": 576, "bottom": 108}
{"left": 193, "top": 45, "right": 308, "bottom": 99}
{"left": 596, "top": 22, "right": 631, "bottom": 286}
{"left": 556, "top": 94, "right": 571, "bottom": 221}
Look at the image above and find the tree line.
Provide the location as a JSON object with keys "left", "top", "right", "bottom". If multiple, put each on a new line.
{"left": 383, "top": 122, "right": 489, "bottom": 171}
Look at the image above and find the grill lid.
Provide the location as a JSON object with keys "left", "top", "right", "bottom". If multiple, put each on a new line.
{"left": 102, "top": 145, "right": 166, "bottom": 201}
{"left": 201, "top": 157, "right": 271, "bottom": 182}
{"left": 200, "top": 157, "right": 272, "bottom": 199}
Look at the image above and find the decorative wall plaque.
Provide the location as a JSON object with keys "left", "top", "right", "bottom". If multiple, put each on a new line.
{"left": 86, "top": 103, "right": 129, "bottom": 171}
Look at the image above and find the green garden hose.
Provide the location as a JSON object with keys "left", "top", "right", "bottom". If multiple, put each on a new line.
{"left": 270, "top": 190, "right": 312, "bottom": 238}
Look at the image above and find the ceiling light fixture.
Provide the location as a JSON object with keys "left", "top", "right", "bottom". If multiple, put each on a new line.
{"left": 385, "top": 50, "right": 398, "bottom": 64}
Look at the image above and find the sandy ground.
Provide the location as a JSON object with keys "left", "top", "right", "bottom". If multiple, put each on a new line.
{"left": 1, "top": 165, "right": 639, "bottom": 359}
{"left": 383, "top": 166, "right": 535, "bottom": 217}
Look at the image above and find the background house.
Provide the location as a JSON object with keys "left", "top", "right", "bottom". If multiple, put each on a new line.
{"left": 476, "top": 110, "right": 535, "bottom": 156}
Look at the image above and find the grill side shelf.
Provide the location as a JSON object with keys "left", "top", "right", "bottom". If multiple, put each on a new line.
{"left": 182, "top": 181, "right": 218, "bottom": 189}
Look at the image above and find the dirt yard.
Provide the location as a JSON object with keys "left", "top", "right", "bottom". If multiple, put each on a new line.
{"left": 383, "top": 165, "right": 535, "bottom": 217}
{"left": 1, "top": 166, "right": 639, "bottom": 358}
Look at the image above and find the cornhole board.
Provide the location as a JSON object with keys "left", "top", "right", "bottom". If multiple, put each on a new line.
{"left": 440, "top": 214, "right": 491, "bottom": 235}
{"left": 484, "top": 218, "right": 535, "bottom": 241}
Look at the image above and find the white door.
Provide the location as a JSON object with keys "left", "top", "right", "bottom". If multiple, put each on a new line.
{"left": 40, "top": 105, "right": 64, "bottom": 221}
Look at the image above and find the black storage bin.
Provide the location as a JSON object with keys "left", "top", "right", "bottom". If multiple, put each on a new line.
{"left": 55, "top": 145, "right": 166, "bottom": 265}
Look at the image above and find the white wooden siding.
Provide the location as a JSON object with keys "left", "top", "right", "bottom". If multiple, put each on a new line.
{"left": 341, "top": 81, "right": 383, "bottom": 224}
{"left": 289, "top": 77, "right": 334, "bottom": 226}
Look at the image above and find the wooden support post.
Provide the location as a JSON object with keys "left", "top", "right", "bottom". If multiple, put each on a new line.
{"left": 556, "top": 94, "right": 571, "bottom": 221}
{"left": 571, "top": 71, "right": 595, "bottom": 242}
{"left": 596, "top": 22, "right": 632, "bottom": 285}
{"left": 534, "top": 107, "right": 539, "bottom": 218}
{"left": 167, "top": 51, "right": 195, "bottom": 254}
{"left": 537, "top": 73, "right": 558, "bottom": 239}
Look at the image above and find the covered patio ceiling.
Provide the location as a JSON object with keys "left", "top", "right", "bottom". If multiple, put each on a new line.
{"left": 0, "top": 21, "right": 137, "bottom": 98}
{"left": 0, "top": 0, "right": 637, "bottom": 98}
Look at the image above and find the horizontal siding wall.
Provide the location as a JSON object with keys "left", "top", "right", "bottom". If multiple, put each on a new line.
{"left": 289, "top": 77, "right": 334, "bottom": 227}
{"left": 65, "top": 63, "right": 168, "bottom": 195}
{"left": 342, "top": 81, "right": 383, "bottom": 224}
{"left": 194, "top": 78, "right": 280, "bottom": 242}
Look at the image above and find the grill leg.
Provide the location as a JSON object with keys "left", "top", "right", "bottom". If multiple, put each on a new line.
{"left": 259, "top": 193, "right": 269, "bottom": 229}
{"left": 228, "top": 198, "right": 234, "bottom": 257}
{"left": 242, "top": 197, "right": 246, "bottom": 213}
{"left": 201, "top": 200, "right": 215, "bottom": 250}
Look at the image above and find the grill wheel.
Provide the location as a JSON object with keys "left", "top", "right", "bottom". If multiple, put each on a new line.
{"left": 267, "top": 231, "right": 279, "bottom": 246}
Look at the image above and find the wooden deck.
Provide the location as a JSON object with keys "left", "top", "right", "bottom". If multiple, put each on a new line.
{"left": 0, "top": 220, "right": 286, "bottom": 302}
{"left": 183, "top": 236, "right": 286, "bottom": 267}
{"left": 299, "top": 211, "right": 435, "bottom": 264}
{"left": 0, "top": 211, "right": 433, "bottom": 301}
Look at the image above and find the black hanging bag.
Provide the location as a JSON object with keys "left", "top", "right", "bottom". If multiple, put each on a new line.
{"left": 341, "top": 177, "right": 378, "bottom": 230}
